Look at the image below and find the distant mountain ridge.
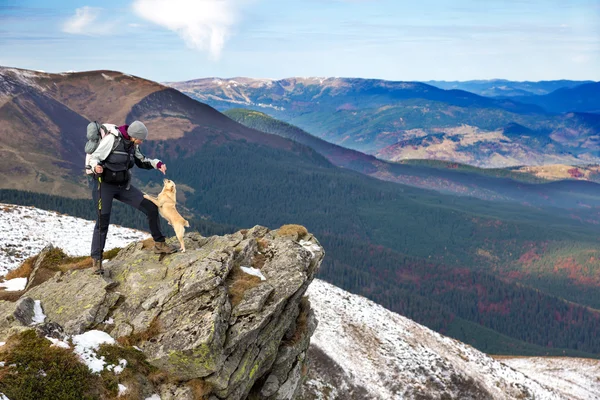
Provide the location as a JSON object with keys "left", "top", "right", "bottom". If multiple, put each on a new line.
{"left": 169, "top": 76, "right": 600, "bottom": 168}
{"left": 224, "top": 108, "right": 600, "bottom": 209}
{"left": 512, "top": 82, "right": 600, "bottom": 114}
{"left": 425, "top": 79, "right": 595, "bottom": 97}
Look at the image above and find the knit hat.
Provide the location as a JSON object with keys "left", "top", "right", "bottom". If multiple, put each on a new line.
{"left": 128, "top": 121, "right": 148, "bottom": 140}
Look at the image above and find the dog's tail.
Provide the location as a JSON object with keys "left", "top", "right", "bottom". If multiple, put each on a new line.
{"left": 184, "top": 219, "right": 190, "bottom": 228}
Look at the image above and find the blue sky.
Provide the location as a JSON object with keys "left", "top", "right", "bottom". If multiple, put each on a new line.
{"left": 1, "top": 0, "right": 599, "bottom": 82}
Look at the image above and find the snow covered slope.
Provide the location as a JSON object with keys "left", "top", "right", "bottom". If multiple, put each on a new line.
{"left": 305, "top": 280, "right": 599, "bottom": 400}
{"left": 498, "top": 357, "right": 600, "bottom": 400}
{"left": 0, "top": 203, "right": 149, "bottom": 274}
{"left": 0, "top": 203, "right": 598, "bottom": 399}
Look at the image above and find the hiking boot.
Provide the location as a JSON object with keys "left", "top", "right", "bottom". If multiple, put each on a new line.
{"left": 92, "top": 259, "right": 118, "bottom": 289}
{"left": 153, "top": 241, "right": 178, "bottom": 254}
{"left": 92, "top": 259, "right": 104, "bottom": 275}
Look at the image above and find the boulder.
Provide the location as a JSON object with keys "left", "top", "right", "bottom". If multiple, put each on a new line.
{"left": 0, "top": 225, "right": 324, "bottom": 400}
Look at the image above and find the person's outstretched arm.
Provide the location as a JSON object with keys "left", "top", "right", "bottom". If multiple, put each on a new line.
{"left": 134, "top": 146, "right": 166, "bottom": 174}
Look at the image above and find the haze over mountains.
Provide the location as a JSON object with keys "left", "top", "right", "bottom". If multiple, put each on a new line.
{"left": 424, "top": 79, "right": 595, "bottom": 98}
{"left": 169, "top": 77, "right": 600, "bottom": 168}
{"left": 2, "top": 66, "right": 600, "bottom": 364}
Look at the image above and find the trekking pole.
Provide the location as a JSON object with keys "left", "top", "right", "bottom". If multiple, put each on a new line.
{"left": 96, "top": 172, "right": 102, "bottom": 221}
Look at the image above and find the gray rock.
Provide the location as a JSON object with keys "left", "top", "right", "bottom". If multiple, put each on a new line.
{"left": 25, "top": 270, "right": 121, "bottom": 335}
{"left": 0, "top": 226, "right": 325, "bottom": 400}
{"left": 24, "top": 245, "right": 55, "bottom": 291}
{"left": 160, "top": 383, "right": 194, "bottom": 400}
{"left": 246, "top": 226, "right": 270, "bottom": 239}
{"left": 232, "top": 283, "right": 274, "bottom": 317}
{"left": 34, "top": 321, "right": 65, "bottom": 340}
{"left": 261, "top": 374, "right": 280, "bottom": 397}
{"left": 0, "top": 301, "right": 19, "bottom": 340}
{"left": 13, "top": 297, "right": 35, "bottom": 325}
{"left": 276, "top": 359, "right": 303, "bottom": 400}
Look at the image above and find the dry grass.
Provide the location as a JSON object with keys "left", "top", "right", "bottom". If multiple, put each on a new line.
{"left": 148, "top": 370, "right": 170, "bottom": 386}
{"left": 5, "top": 256, "right": 35, "bottom": 280}
{"left": 278, "top": 224, "right": 308, "bottom": 239}
{"left": 301, "top": 362, "right": 309, "bottom": 377}
{"left": 251, "top": 253, "right": 267, "bottom": 270}
{"left": 283, "top": 296, "right": 311, "bottom": 346}
{"left": 0, "top": 246, "right": 124, "bottom": 300}
{"left": 188, "top": 378, "right": 213, "bottom": 399}
{"left": 97, "top": 343, "right": 159, "bottom": 400}
{"left": 516, "top": 164, "right": 600, "bottom": 181}
{"left": 0, "top": 290, "right": 23, "bottom": 302}
{"left": 141, "top": 238, "right": 155, "bottom": 249}
{"left": 256, "top": 238, "right": 269, "bottom": 252}
{"left": 117, "top": 317, "right": 163, "bottom": 347}
{"left": 59, "top": 257, "right": 93, "bottom": 272}
{"left": 225, "top": 265, "right": 262, "bottom": 307}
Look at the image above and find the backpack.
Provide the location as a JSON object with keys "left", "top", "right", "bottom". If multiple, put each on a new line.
{"left": 84, "top": 122, "right": 121, "bottom": 175}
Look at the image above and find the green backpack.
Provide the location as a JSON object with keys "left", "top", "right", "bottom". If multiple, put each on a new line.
{"left": 84, "top": 122, "right": 120, "bottom": 174}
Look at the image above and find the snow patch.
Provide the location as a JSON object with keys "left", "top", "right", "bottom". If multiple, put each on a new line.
{"left": 0, "top": 278, "right": 27, "bottom": 291}
{"left": 299, "top": 239, "right": 321, "bottom": 258}
{"left": 72, "top": 330, "right": 116, "bottom": 373}
{"left": 107, "top": 358, "right": 127, "bottom": 375}
{"left": 501, "top": 357, "right": 600, "bottom": 400}
{"left": 145, "top": 395, "right": 161, "bottom": 400}
{"left": 46, "top": 336, "right": 70, "bottom": 349}
{"left": 118, "top": 384, "right": 128, "bottom": 396}
{"left": 1, "top": 68, "right": 45, "bottom": 92}
{"left": 240, "top": 266, "right": 266, "bottom": 281}
{"left": 101, "top": 73, "right": 114, "bottom": 81}
{"left": 31, "top": 300, "right": 46, "bottom": 324}
{"left": 0, "top": 203, "right": 150, "bottom": 274}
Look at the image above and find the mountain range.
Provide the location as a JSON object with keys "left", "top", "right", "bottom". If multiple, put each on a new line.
{"left": 223, "top": 108, "right": 600, "bottom": 209}
{"left": 169, "top": 77, "right": 600, "bottom": 168}
{"left": 2, "top": 66, "right": 600, "bottom": 360}
{"left": 424, "top": 79, "right": 595, "bottom": 98}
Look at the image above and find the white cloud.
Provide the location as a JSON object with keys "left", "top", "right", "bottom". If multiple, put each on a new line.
{"left": 62, "top": 6, "right": 116, "bottom": 35}
{"left": 132, "top": 0, "right": 244, "bottom": 59}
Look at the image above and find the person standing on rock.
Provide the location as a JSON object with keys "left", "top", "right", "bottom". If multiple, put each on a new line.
{"left": 88, "top": 120, "right": 177, "bottom": 276}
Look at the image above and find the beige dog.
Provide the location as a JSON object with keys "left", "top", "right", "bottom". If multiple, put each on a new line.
{"left": 144, "top": 179, "right": 190, "bottom": 252}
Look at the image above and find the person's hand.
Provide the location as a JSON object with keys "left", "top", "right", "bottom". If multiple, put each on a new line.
{"left": 94, "top": 165, "right": 103, "bottom": 174}
{"left": 159, "top": 164, "right": 167, "bottom": 174}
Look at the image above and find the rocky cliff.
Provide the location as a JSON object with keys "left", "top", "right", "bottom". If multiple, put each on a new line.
{"left": 0, "top": 225, "right": 324, "bottom": 400}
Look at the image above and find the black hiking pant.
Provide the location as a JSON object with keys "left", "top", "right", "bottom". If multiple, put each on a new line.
{"left": 90, "top": 176, "right": 165, "bottom": 260}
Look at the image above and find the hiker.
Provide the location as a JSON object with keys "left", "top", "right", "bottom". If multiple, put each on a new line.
{"left": 87, "top": 120, "right": 177, "bottom": 275}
